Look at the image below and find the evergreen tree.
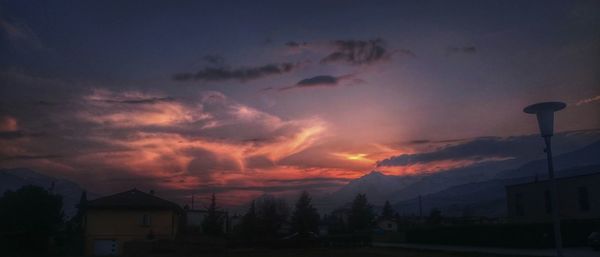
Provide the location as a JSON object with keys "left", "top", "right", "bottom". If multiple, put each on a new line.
{"left": 241, "top": 200, "right": 258, "bottom": 238}
{"left": 69, "top": 191, "right": 87, "bottom": 255}
{"left": 256, "top": 196, "right": 289, "bottom": 237}
{"left": 381, "top": 200, "right": 395, "bottom": 219}
{"left": 202, "top": 193, "right": 224, "bottom": 236}
{"left": 290, "top": 191, "right": 320, "bottom": 234}
{"left": 348, "top": 193, "right": 374, "bottom": 232}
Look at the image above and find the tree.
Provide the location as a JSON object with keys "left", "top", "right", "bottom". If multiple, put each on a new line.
{"left": 64, "top": 191, "right": 87, "bottom": 255}
{"left": 348, "top": 193, "right": 374, "bottom": 232}
{"left": 428, "top": 208, "right": 442, "bottom": 225}
{"left": 0, "top": 185, "right": 64, "bottom": 255}
{"left": 241, "top": 200, "right": 258, "bottom": 239}
{"left": 256, "top": 196, "right": 289, "bottom": 238}
{"left": 381, "top": 200, "right": 395, "bottom": 219}
{"left": 202, "top": 193, "right": 224, "bottom": 236}
{"left": 290, "top": 191, "right": 320, "bottom": 234}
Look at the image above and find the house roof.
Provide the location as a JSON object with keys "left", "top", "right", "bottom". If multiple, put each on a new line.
{"left": 87, "top": 189, "right": 182, "bottom": 212}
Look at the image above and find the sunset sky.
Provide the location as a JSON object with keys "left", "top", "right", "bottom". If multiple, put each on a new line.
{"left": 1, "top": 0, "right": 599, "bottom": 206}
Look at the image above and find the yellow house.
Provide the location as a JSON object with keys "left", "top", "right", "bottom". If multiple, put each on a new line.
{"left": 84, "top": 189, "right": 182, "bottom": 256}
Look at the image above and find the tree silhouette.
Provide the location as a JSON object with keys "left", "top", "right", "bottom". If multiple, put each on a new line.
{"left": 290, "top": 191, "right": 320, "bottom": 234}
{"left": 381, "top": 200, "right": 395, "bottom": 219}
{"left": 348, "top": 193, "right": 374, "bottom": 232}
{"left": 241, "top": 196, "right": 289, "bottom": 238}
{"left": 202, "top": 193, "right": 224, "bottom": 236}
{"left": 0, "top": 185, "right": 63, "bottom": 255}
{"left": 241, "top": 200, "right": 258, "bottom": 239}
{"left": 256, "top": 196, "right": 289, "bottom": 237}
{"left": 428, "top": 208, "right": 443, "bottom": 225}
{"left": 64, "top": 191, "right": 87, "bottom": 255}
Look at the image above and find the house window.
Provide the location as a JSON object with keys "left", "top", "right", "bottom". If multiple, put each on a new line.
{"left": 141, "top": 214, "right": 152, "bottom": 226}
{"left": 544, "top": 190, "right": 552, "bottom": 214}
{"left": 515, "top": 193, "right": 524, "bottom": 216}
{"left": 578, "top": 187, "right": 590, "bottom": 212}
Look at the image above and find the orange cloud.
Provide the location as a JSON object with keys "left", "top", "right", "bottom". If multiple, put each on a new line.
{"left": 0, "top": 116, "right": 18, "bottom": 132}
{"left": 70, "top": 89, "right": 329, "bottom": 192}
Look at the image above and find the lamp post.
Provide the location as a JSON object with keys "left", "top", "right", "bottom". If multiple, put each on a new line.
{"left": 524, "top": 101, "right": 566, "bottom": 257}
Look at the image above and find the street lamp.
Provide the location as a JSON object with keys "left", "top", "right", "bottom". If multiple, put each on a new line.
{"left": 524, "top": 101, "right": 566, "bottom": 257}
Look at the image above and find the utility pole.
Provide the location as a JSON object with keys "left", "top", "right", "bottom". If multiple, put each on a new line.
{"left": 418, "top": 194, "right": 423, "bottom": 218}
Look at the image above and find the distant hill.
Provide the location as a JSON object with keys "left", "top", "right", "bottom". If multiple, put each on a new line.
{"left": 393, "top": 165, "right": 600, "bottom": 217}
{"left": 329, "top": 139, "right": 600, "bottom": 214}
{"left": 391, "top": 139, "right": 600, "bottom": 217}
{"left": 327, "top": 171, "right": 423, "bottom": 206}
{"left": 327, "top": 158, "right": 524, "bottom": 208}
{"left": 0, "top": 168, "right": 91, "bottom": 218}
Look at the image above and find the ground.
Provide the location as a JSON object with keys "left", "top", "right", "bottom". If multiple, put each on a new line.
{"left": 145, "top": 247, "right": 529, "bottom": 257}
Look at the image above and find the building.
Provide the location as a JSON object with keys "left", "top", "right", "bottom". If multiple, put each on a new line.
{"left": 506, "top": 172, "right": 600, "bottom": 222}
{"left": 84, "top": 189, "right": 182, "bottom": 256}
{"left": 376, "top": 218, "right": 398, "bottom": 232}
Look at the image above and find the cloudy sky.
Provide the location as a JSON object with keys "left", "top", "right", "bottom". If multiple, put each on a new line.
{"left": 1, "top": 0, "right": 599, "bottom": 206}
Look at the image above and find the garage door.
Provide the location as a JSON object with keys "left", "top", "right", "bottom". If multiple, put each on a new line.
{"left": 93, "top": 239, "right": 118, "bottom": 256}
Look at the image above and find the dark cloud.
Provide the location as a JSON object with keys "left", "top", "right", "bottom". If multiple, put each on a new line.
{"left": 203, "top": 55, "right": 225, "bottom": 66}
{"left": 95, "top": 97, "right": 175, "bottom": 105}
{"left": 279, "top": 74, "right": 361, "bottom": 91}
{"left": 36, "top": 100, "right": 59, "bottom": 106}
{"left": 245, "top": 155, "right": 275, "bottom": 169}
{"left": 173, "top": 62, "right": 300, "bottom": 82}
{"left": 181, "top": 182, "right": 343, "bottom": 194}
{"left": 285, "top": 41, "right": 308, "bottom": 48}
{"left": 406, "top": 138, "right": 467, "bottom": 145}
{"left": 297, "top": 75, "right": 338, "bottom": 86}
{"left": 446, "top": 46, "right": 477, "bottom": 55}
{"left": 320, "top": 38, "right": 390, "bottom": 65}
{"left": 377, "top": 131, "right": 600, "bottom": 167}
{"left": 397, "top": 48, "right": 417, "bottom": 57}
{"left": 265, "top": 177, "right": 352, "bottom": 183}
{"left": 1, "top": 154, "right": 63, "bottom": 161}
{"left": 0, "top": 130, "right": 26, "bottom": 139}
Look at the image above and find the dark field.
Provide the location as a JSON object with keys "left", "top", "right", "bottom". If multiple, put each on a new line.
{"left": 149, "top": 247, "right": 528, "bottom": 257}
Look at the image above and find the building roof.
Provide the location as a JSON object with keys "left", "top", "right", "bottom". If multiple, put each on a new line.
{"left": 87, "top": 189, "right": 182, "bottom": 211}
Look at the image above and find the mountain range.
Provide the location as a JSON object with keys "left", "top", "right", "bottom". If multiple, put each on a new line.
{"left": 2, "top": 140, "right": 599, "bottom": 218}
{"left": 329, "top": 140, "right": 600, "bottom": 217}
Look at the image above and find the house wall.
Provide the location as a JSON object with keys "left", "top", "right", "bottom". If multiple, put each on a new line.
{"left": 506, "top": 173, "right": 600, "bottom": 222}
{"left": 85, "top": 209, "right": 179, "bottom": 256}
{"left": 377, "top": 220, "right": 398, "bottom": 231}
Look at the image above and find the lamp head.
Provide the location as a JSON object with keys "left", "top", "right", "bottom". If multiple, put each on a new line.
{"left": 523, "top": 102, "right": 566, "bottom": 137}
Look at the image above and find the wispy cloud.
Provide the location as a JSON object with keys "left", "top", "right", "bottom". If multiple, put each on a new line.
{"left": 576, "top": 95, "right": 600, "bottom": 106}
{"left": 1, "top": 87, "right": 329, "bottom": 200}
{"left": 0, "top": 116, "right": 18, "bottom": 132}
{"left": 0, "top": 18, "right": 45, "bottom": 50}
{"left": 285, "top": 41, "right": 308, "bottom": 48}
